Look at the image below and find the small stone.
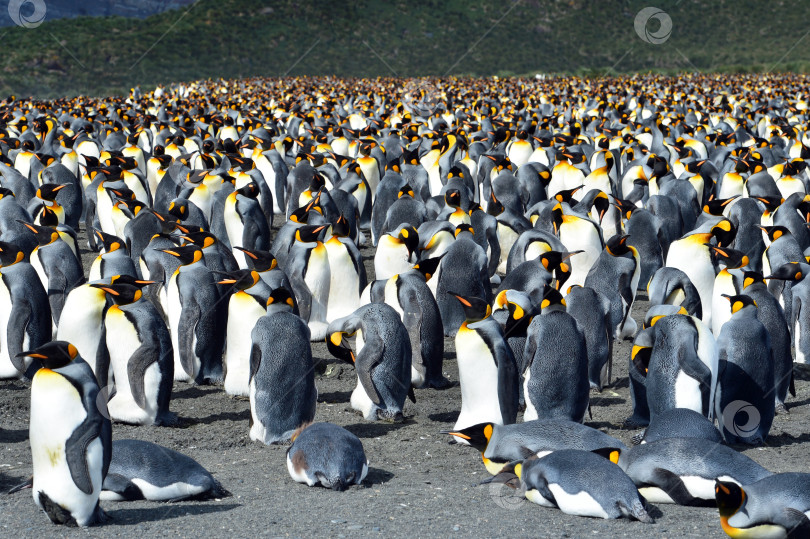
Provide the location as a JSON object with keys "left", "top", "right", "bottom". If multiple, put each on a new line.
{"left": 331, "top": 519, "right": 346, "bottom": 524}
{"left": 347, "top": 525, "right": 363, "bottom": 530}
{"left": 453, "top": 525, "right": 460, "bottom": 531}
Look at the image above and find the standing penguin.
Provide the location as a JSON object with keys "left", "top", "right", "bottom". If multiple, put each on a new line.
{"left": 91, "top": 281, "right": 175, "bottom": 426}
{"left": 767, "top": 262, "right": 810, "bottom": 367}
{"left": 584, "top": 234, "right": 640, "bottom": 340}
{"left": 0, "top": 241, "right": 51, "bottom": 379}
{"left": 715, "top": 294, "right": 775, "bottom": 445}
{"left": 22, "top": 222, "right": 85, "bottom": 329}
{"left": 324, "top": 216, "right": 366, "bottom": 322}
{"left": 382, "top": 256, "right": 449, "bottom": 389}
{"left": 565, "top": 285, "right": 613, "bottom": 391}
{"left": 449, "top": 293, "right": 518, "bottom": 440}
{"left": 286, "top": 224, "right": 331, "bottom": 341}
{"left": 21, "top": 341, "right": 111, "bottom": 527}
{"left": 742, "top": 271, "right": 795, "bottom": 413}
{"left": 326, "top": 303, "right": 413, "bottom": 422}
{"left": 249, "top": 289, "right": 317, "bottom": 444}
{"left": 522, "top": 286, "right": 590, "bottom": 423}
{"left": 162, "top": 244, "right": 225, "bottom": 384}
{"left": 218, "top": 269, "right": 272, "bottom": 397}
{"left": 286, "top": 422, "right": 368, "bottom": 491}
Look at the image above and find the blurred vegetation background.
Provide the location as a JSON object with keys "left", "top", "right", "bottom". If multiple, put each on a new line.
{"left": 2, "top": 0, "right": 810, "bottom": 98}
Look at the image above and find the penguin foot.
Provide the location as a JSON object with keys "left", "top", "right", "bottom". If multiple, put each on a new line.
{"left": 427, "top": 376, "right": 457, "bottom": 390}
{"left": 622, "top": 416, "right": 649, "bottom": 429}
{"left": 775, "top": 403, "right": 789, "bottom": 415}
{"left": 630, "top": 430, "right": 647, "bottom": 445}
{"left": 154, "top": 412, "right": 184, "bottom": 427}
{"left": 376, "top": 409, "right": 404, "bottom": 423}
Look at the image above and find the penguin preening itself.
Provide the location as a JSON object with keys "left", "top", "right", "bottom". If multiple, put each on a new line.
{"left": 286, "top": 422, "right": 368, "bottom": 491}
{"left": 715, "top": 474, "right": 810, "bottom": 537}
{"left": 21, "top": 341, "right": 111, "bottom": 527}
{"left": 327, "top": 303, "right": 414, "bottom": 422}
{"left": 101, "top": 439, "right": 230, "bottom": 502}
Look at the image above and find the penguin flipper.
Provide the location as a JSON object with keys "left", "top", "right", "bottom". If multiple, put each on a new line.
{"left": 102, "top": 473, "right": 144, "bottom": 501}
{"left": 178, "top": 298, "right": 201, "bottom": 379}
{"left": 249, "top": 343, "right": 262, "bottom": 384}
{"left": 531, "top": 474, "right": 557, "bottom": 507}
{"left": 782, "top": 508, "right": 810, "bottom": 537}
{"left": 647, "top": 468, "right": 707, "bottom": 506}
{"left": 6, "top": 301, "right": 32, "bottom": 372}
{"left": 127, "top": 345, "right": 159, "bottom": 410}
{"left": 65, "top": 416, "right": 104, "bottom": 496}
{"left": 355, "top": 342, "right": 383, "bottom": 406}
{"left": 287, "top": 268, "right": 312, "bottom": 322}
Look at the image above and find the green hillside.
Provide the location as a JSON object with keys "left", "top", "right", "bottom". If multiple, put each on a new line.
{"left": 2, "top": 0, "right": 810, "bottom": 98}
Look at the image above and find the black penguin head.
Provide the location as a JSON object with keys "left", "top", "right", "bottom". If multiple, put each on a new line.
{"left": 36, "top": 183, "right": 68, "bottom": 202}
{"left": 109, "top": 274, "right": 155, "bottom": 288}
{"left": 289, "top": 205, "right": 313, "bottom": 224}
{"left": 758, "top": 225, "right": 789, "bottom": 243}
{"left": 710, "top": 219, "right": 736, "bottom": 247}
{"left": 753, "top": 196, "right": 783, "bottom": 213}
{"left": 90, "top": 282, "right": 143, "bottom": 305}
{"left": 440, "top": 423, "right": 494, "bottom": 452}
{"left": 180, "top": 230, "right": 217, "bottom": 249}
{"left": 234, "top": 246, "right": 278, "bottom": 272}
{"left": 715, "top": 480, "right": 746, "bottom": 519}
{"left": 332, "top": 214, "right": 350, "bottom": 238}
{"left": 266, "top": 287, "right": 296, "bottom": 310}
{"left": 167, "top": 200, "right": 189, "bottom": 220}
{"left": 19, "top": 221, "right": 59, "bottom": 246}
{"left": 707, "top": 245, "right": 749, "bottom": 270}
{"left": 742, "top": 271, "right": 765, "bottom": 290}
{"left": 487, "top": 192, "right": 504, "bottom": 216}
{"left": 326, "top": 330, "right": 356, "bottom": 364}
{"left": 453, "top": 224, "right": 473, "bottom": 239}
{"left": 236, "top": 180, "right": 260, "bottom": 199}
{"left": 553, "top": 186, "right": 582, "bottom": 205}
{"left": 161, "top": 245, "right": 203, "bottom": 266}
{"left": 448, "top": 292, "right": 490, "bottom": 323}
{"left": 396, "top": 226, "right": 419, "bottom": 256}
{"left": 605, "top": 235, "right": 632, "bottom": 257}
{"left": 94, "top": 229, "right": 125, "bottom": 253}
{"left": 765, "top": 262, "right": 806, "bottom": 282}
{"left": 216, "top": 269, "right": 260, "bottom": 291}
{"left": 295, "top": 224, "right": 328, "bottom": 244}
{"left": 397, "top": 185, "right": 414, "bottom": 199}
{"left": 412, "top": 254, "right": 444, "bottom": 282}
{"left": 18, "top": 341, "right": 78, "bottom": 370}
{"left": 538, "top": 250, "right": 581, "bottom": 290}
{"left": 631, "top": 327, "right": 655, "bottom": 376}
{"left": 612, "top": 197, "right": 636, "bottom": 221}
{"left": 0, "top": 186, "right": 15, "bottom": 200}
{"left": 702, "top": 195, "right": 739, "bottom": 216}
{"left": 495, "top": 290, "right": 534, "bottom": 338}
{"left": 444, "top": 188, "right": 462, "bottom": 209}
{"left": 0, "top": 241, "right": 24, "bottom": 267}
{"left": 722, "top": 294, "right": 757, "bottom": 315}
{"left": 589, "top": 191, "right": 611, "bottom": 224}
{"left": 539, "top": 284, "right": 566, "bottom": 312}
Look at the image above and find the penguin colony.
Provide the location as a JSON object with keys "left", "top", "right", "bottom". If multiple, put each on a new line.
{"left": 1, "top": 74, "right": 810, "bottom": 536}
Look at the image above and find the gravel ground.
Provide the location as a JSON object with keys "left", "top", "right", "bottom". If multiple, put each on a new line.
{"left": 2, "top": 227, "right": 810, "bottom": 538}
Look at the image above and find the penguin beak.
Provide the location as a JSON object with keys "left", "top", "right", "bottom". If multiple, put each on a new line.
{"left": 326, "top": 331, "right": 355, "bottom": 364}
{"left": 439, "top": 430, "right": 471, "bottom": 440}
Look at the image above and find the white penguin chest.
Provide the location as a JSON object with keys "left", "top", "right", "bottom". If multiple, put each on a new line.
{"left": 325, "top": 239, "right": 360, "bottom": 321}
{"left": 454, "top": 326, "right": 502, "bottom": 430}
{"left": 224, "top": 292, "right": 266, "bottom": 396}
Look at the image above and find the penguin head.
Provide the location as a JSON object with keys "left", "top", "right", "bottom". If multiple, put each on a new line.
{"left": 18, "top": 341, "right": 78, "bottom": 371}
{"left": 742, "top": 271, "right": 766, "bottom": 290}
{"left": 216, "top": 269, "right": 260, "bottom": 291}
{"left": 0, "top": 187, "right": 15, "bottom": 200}
{"left": 36, "top": 183, "right": 68, "bottom": 202}
{"left": 644, "top": 305, "right": 687, "bottom": 328}
{"left": 612, "top": 197, "right": 636, "bottom": 221}
{"left": 0, "top": 241, "right": 25, "bottom": 267}
{"left": 326, "top": 330, "right": 356, "bottom": 364}
{"left": 295, "top": 224, "right": 328, "bottom": 244}
{"left": 631, "top": 328, "right": 655, "bottom": 376}
{"left": 266, "top": 287, "right": 296, "bottom": 311}
{"left": 90, "top": 282, "right": 144, "bottom": 305}
{"left": 411, "top": 254, "right": 444, "bottom": 282}
{"left": 396, "top": 226, "right": 419, "bottom": 256}
{"left": 289, "top": 205, "right": 313, "bottom": 224}
{"left": 109, "top": 274, "right": 155, "bottom": 288}
{"left": 537, "top": 250, "right": 581, "bottom": 290}
{"left": 590, "top": 191, "right": 611, "bottom": 224}
{"left": 707, "top": 245, "right": 749, "bottom": 270}
{"left": 448, "top": 292, "right": 490, "bottom": 323}
{"left": 397, "top": 185, "right": 414, "bottom": 199}
{"left": 19, "top": 221, "right": 59, "bottom": 246}
{"left": 553, "top": 186, "right": 582, "bottom": 205}
{"left": 495, "top": 290, "right": 534, "bottom": 338}
{"left": 453, "top": 224, "right": 473, "bottom": 239}
{"left": 702, "top": 195, "right": 739, "bottom": 216}
{"left": 440, "top": 422, "right": 494, "bottom": 452}
{"left": 539, "top": 285, "right": 566, "bottom": 312}
{"left": 234, "top": 246, "right": 278, "bottom": 272}
{"left": 332, "top": 214, "right": 350, "bottom": 238}
{"left": 714, "top": 480, "right": 746, "bottom": 520}
{"left": 605, "top": 235, "right": 632, "bottom": 257}
{"left": 236, "top": 181, "right": 260, "bottom": 199}
{"left": 486, "top": 192, "right": 504, "bottom": 217}
{"left": 765, "top": 262, "right": 806, "bottom": 283}
{"left": 758, "top": 225, "right": 789, "bottom": 243}
{"left": 710, "top": 219, "right": 736, "bottom": 247}
{"left": 753, "top": 196, "right": 783, "bottom": 214}
{"left": 181, "top": 230, "right": 217, "bottom": 249}
{"left": 167, "top": 200, "right": 189, "bottom": 220}
{"left": 444, "top": 189, "right": 462, "bottom": 209}
{"left": 161, "top": 245, "right": 203, "bottom": 266}
{"left": 94, "top": 229, "right": 125, "bottom": 253}
{"left": 722, "top": 294, "right": 757, "bottom": 315}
